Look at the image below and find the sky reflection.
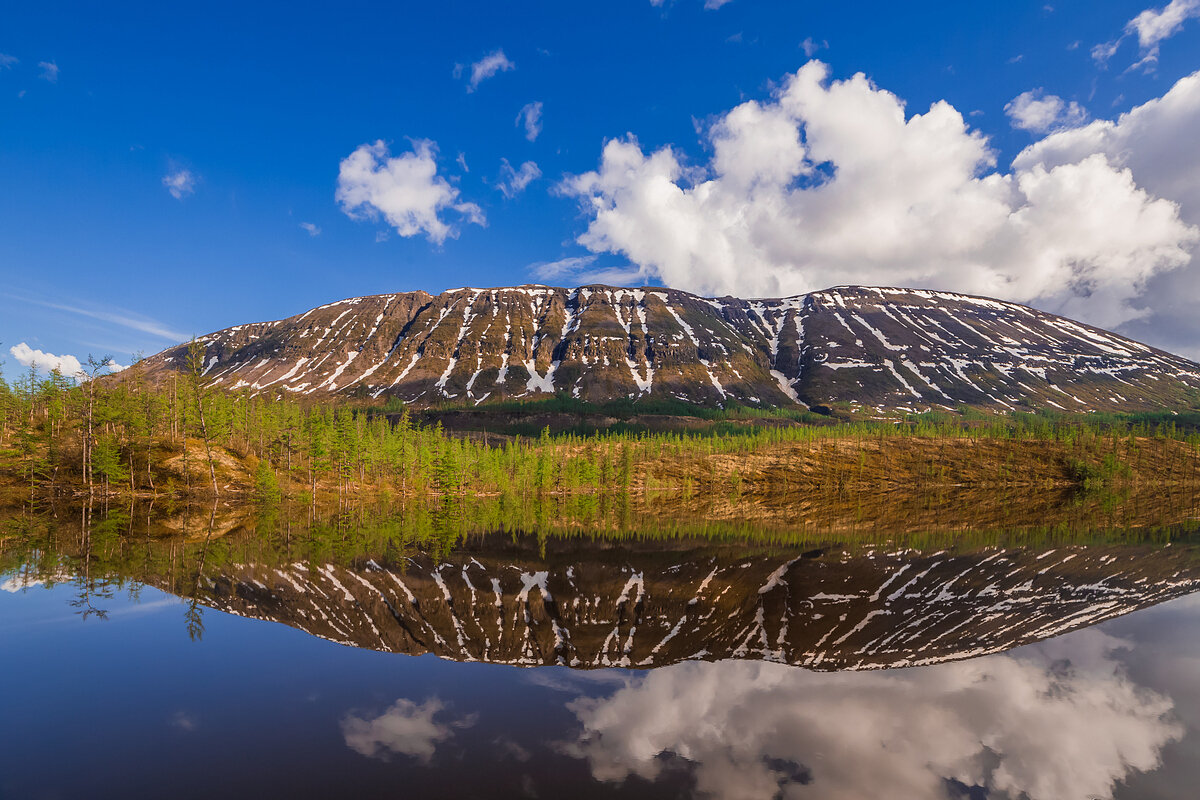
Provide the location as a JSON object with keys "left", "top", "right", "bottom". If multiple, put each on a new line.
{"left": 562, "top": 628, "right": 1181, "bottom": 800}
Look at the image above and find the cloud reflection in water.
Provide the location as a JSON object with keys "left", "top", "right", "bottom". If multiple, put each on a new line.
{"left": 342, "top": 698, "right": 475, "bottom": 763}
{"left": 563, "top": 629, "right": 1180, "bottom": 800}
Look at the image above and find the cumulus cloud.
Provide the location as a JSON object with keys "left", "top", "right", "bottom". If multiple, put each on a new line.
{"left": 562, "top": 60, "right": 1198, "bottom": 332}
{"left": 336, "top": 139, "right": 484, "bottom": 244}
{"left": 1005, "top": 89, "right": 1088, "bottom": 133}
{"left": 457, "top": 49, "right": 515, "bottom": 92}
{"left": 9, "top": 343, "right": 83, "bottom": 377}
{"left": 1014, "top": 69, "right": 1200, "bottom": 357}
{"left": 299, "top": 221, "right": 320, "bottom": 237}
{"left": 1130, "top": 0, "right": 1200, "bottom": 50}
{"left": 162, "top": 168, "right": 196, "bottom": 200}
{"left": 341, "top": 698, "right": 474, "bottom": 763}
{"left": 496, "top": 159, "right": 541, "bottom": 198}
{"left": 516, "top": 101, "right": 543, "bottom": 142}
{"left": 7, "top": 344, "right": 122, "bottom": 378}
{"left": 565, "top": 630, "right": 1180, "bottom": 800}
{"left": 1093, "top": 0, "right": 1200, "bottom": 69}
{"left": 37, "top": 60, "right": 58, "bottom": 82}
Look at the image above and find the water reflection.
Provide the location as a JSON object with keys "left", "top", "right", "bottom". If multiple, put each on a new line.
{"left": 4, "top": 500, "right": 1200, "bottom": 799}
{"left": 342, "top": 698, "right": 476, "bottom": 763}
{"left": 558, "top": 629, "right": 1180, "bottom": 800}
{"left": 5, "top": 502, "right": 1200, "bottom": 671}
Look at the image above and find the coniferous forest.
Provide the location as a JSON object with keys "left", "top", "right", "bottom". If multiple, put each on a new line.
{"left": 2, "top": 342, "right": 1200, "bottom": 506}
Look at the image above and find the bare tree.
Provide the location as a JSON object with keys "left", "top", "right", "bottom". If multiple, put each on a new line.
{"left": 185, "top": 339, "right": 220, "bottom": 497}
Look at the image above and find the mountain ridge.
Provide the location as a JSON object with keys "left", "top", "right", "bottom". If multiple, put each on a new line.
{"left": 136, "top": 284, "right": 1200, "bottom": 414}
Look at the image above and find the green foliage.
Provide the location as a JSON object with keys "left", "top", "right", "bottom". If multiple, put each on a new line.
{"left": 1, "top": 364, "right": 1199, "bottom": 501}
{"left": 254, "top": 459, "right": 281, "bottom": 503}
{"left": 91, "top": 434, "right": 128, "bottom": 486}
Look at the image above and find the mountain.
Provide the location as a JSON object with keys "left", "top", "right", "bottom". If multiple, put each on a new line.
{"left": 174, "top": 536, "right": 1200, "bottom": 671}
{"left": 138, "top": 285, "right": 1200, "bottom": 413}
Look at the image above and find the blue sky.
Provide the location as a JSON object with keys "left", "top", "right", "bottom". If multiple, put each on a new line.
{"left": 3, "top": 0, "right": 1200, "bottom": 376}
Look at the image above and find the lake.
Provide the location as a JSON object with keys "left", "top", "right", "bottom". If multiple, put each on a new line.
{"left": 3, "top": 499, "right": 1200, "bottom": 799}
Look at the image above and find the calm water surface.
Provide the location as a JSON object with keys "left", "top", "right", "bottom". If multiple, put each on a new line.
{"left": 3, "top": 504, "right": 1200, "bottom": 799}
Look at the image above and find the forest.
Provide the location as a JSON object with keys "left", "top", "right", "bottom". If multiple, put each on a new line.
{"left": 2, "top": 341, "right": 1200, "bottom": 506}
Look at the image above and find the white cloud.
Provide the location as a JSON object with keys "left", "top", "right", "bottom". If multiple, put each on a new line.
{"left": 169, "top": 711, "right": 197, "bottom": 731}
{"left": 162, "top": 168, "right": 196, "bottom": 200}
{"left": 1091, "top": 39, "right": 1123, "bottom": 65}
{"left": 341, "top": 698, "right": 474, "bottom": 763}
{"left": 496, "top": 159, "right": 541, "bottom": 199}
{"left": 10, "top": 343, "right": 83, "bottom": 377}
{"left": 336, "top": 139, "right": 485, "bottom": 244}
{"left": 800, "top": 37, "right": 826, "bottom": 58}
{"left": 1005, "top": 89, "right": 1089, "bottom": 133}
{"left": 651, "top": 0, "right": 734, "bottom": 8}
{"left": 565, "top": 630, "right": 1180, "bottom": 800}
{"left": 528, "top": 255, "right": 600, "bottom": 280}
{"left": 459, "top": 49, "right": 515, "bottom": 92}
{"left": 562, "top": 60, "right": 1198, "bottom": 332}
{"left": 299, "top": 222, "right": 321, "bottom": 237}
{"left": 1129, "top": 0, "right": 1200, "bottom": 49}
{"left": 1093, "top": 0, "right": 1200, "bottom": 69}
{"left": 516, "top": 101, "right": 543, "bottom": 141}
{"left": 527, "top": 254, "right": 642, "bottom": 286}
{"left": 0, "top": 54, "right": 17, "bottom": 69}
{"left": 1013, "top": 69, "right": 1200, "bottom": 357}
{"left": 37, "top": 60, "right": 57, "bottom": 82}
{"left": 703, "top": 0, "right": 735, "bottom": 8}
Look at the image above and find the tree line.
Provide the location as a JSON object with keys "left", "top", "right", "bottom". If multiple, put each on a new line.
{"left": 2, "top": 342, "right": 1199, "bottom": 503}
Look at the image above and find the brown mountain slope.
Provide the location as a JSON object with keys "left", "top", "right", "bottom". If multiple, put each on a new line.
{"left": 136, "top": 285, "right": 1200, "bottom": 413}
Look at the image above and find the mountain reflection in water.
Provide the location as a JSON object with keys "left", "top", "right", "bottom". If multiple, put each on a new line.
{"left": 176, "top": 535, "right": 1200, "bottom": 671}
{"left": 3, "top": 499, "right": 1200, "bottom": 799}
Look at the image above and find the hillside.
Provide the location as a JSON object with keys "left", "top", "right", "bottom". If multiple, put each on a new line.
{"left": 91, "top": 536, "right": 1200, "bottom": 671}
{"left": 136, "top": 284, "right": 1200, "bottom": 414}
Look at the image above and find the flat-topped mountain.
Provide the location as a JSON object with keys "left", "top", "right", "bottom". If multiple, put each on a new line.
{"left": 167, "top": 537, "right": 1200, "bottom": 671}
{"left": 139, "top": 285, "right": 1200, "bottom": 413}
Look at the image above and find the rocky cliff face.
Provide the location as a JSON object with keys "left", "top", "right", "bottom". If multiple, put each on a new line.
{"left": 138, "top": 285, "right": 1200, "bottom": 413}
{"left": 190, "top": 538, "right": 1200, "bottom": 671}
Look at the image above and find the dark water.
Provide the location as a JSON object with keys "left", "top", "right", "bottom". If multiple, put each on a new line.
{"left": 4, "top": 504, "right": 1200, "bottom": 799}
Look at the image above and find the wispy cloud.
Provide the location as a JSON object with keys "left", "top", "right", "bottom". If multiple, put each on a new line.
{"left": 527, "top": 254, "right": 640, "bottom": 286}
{"left": 651, "top": 0, "right": 735, "bottom": 9}
{"left": 528, "top": 255, "right": 599, "bottom": 281}
{"left": 37, "top": 60, "right": 58, "bottom": 82}
{"left": 299, "top": 221, "right": 321, "bottom": 237}
{"left": 496, "top": 159, "right": 541, "bottom": 198}
{"left": 0, "top": 53, "right": 17, "bottom": 69}
{"left": 16, "top": 295, "right": 190, "bottom": 341}
{"left": 162, "top": 167, "right": 196, "bottom": 200}
{"left": 1092, "top": 0, "right": 1200, "bottom": 70}
{"left": 800, "top": 37, "right": 827, "bottom": 57}
{"left": 455, "top": 49, "right": 515, "bottom": 92}
{"left": 516, "top": 101, "right": 543, "bottom": 142}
